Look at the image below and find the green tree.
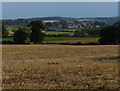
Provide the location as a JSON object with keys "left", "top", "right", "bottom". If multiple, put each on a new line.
{"left": 13, "top": 27, "right": 31, "bottom": 43}
{"left": 114, "top": 22, "right": 120, "bottom": 44}
{"left": 99, "top": 24, "right": 118, "bottom": 45}
{"left": 2, "top": 24, "right": 9, "bottom": 37}
{"left": 29, "top": 20, "right": 46, "bottom": 44}
{"left": 73, "top": 28, "right": 100, "bottom": 37}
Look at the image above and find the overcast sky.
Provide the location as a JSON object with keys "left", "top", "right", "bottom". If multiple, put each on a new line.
{"left": 2, "top": 2, "right": 118, "bottom": 19}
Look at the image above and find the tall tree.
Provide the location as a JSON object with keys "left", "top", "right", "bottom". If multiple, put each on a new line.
{"left": 29, "top": 20, "right": 46, "bottom": 44}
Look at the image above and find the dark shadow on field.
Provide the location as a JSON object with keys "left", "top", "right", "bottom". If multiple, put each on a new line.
{"left": 2, "top": 41, "right": 99, "bottom": 45}
{"left": 90, "top": 56, "right": 120, "bottom": 62}
{"left": 2, "top": 41, "right": 118, "bottom": 45}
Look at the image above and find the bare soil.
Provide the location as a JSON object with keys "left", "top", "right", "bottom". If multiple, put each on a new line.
{"left": 2, "top": 45, "right": 119, "bottom": 89}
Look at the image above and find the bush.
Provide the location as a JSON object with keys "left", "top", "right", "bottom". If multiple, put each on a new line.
{"left": 13, "top": 27, "right": 31, "bottom": 44}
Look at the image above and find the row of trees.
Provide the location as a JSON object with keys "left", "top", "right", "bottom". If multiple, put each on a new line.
{"left": 3, "top": 20, "right": 46, "bottom": 44}
{"left": 73, "top": 27, "right": 100, "bottom": 37}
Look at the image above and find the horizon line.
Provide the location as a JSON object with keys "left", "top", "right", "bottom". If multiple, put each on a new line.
{"left": 2, "top": 16, "right": 118, "bottom": 20}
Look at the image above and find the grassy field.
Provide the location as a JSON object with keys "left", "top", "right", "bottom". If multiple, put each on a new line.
{"left": 1, "top": 37, "right": 99, "bottom": 42}
{"left": 0, "top": 38, "right": 13, "bottom": 42}
{"left": 44, "top": 37, "right": 99, "bottom": 41}
{"left": 2, "top": 45, "right": 119, "bottom": 89}
{"left": 46, "top": 31, "right": 73, "bottom": 36}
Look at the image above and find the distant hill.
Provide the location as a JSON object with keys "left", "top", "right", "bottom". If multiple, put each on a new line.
{"left": 29, "top": 17, "right": 77, "bottom": 21}
{"left": 2, "top": 16, "right": 118, "bottom": 27}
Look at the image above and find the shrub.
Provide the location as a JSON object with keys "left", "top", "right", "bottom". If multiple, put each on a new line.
{"left": 2, "top": 24, "right": 9, "bottom": 38}
{"left": 13, "top": 27, "right": 31, "bottom": 44}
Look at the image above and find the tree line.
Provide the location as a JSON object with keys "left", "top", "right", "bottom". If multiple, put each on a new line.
{"left": 2, "top": 20, "right": 120, "bottom": 45}
{"left": 2, "top": 20, "right": 46, "bottom": 44}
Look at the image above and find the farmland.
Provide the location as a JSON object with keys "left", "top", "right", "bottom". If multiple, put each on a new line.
{"left": 2, "top": 45, "right": 119, "bottom": 89}
{"left": 1, "top": 37, "right": 99, "bottom": 43}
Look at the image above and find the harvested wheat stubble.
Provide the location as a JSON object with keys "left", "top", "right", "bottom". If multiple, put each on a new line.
{"left": 2, "top": 45, "right": 119, "bottom": 89}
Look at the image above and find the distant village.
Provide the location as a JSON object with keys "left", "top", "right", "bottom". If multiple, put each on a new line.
{"left": 43, "top": 19, "right": 101, "bottom": 28}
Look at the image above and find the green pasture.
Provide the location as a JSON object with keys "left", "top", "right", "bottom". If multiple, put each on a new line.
{"left": 1, "top": 37, "right": 99, "bottom": 42}
{"left": 46, "top": 31, "right": 73, "bottom": 36}
{"left": 0, "top": 38, "right": 13, "bottom": 42}
{"left": 44, "top": 37, "right": 99, "bottom": 41}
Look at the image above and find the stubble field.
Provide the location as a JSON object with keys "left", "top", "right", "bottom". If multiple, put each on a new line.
{"left": 2, "top": 45, "right": 119, "bottom": 89}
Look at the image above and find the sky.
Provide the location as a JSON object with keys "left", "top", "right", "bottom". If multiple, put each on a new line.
{"left": 2, "top": 2, "right": 118, "bottom": 19}
{"left": 1, "top": 0, "right": 120, "bottom": 2}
